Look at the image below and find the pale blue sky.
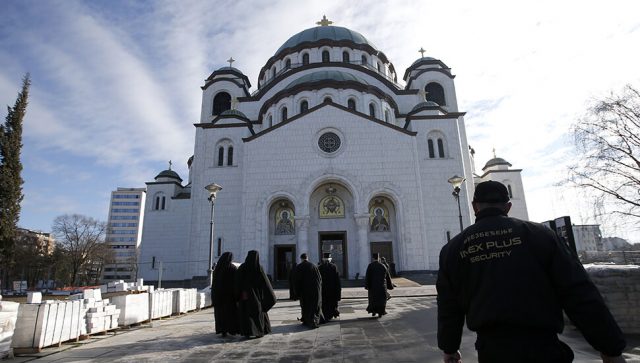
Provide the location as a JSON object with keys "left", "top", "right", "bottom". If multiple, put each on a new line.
{"left": 2, "top": 0, "right": 639, "bottom": 242}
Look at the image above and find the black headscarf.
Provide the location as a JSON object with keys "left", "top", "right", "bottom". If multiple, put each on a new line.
{"left": 240, "top": 250, "right": 263, "bottom": 286}
{"left": 214, "top": 252, "right": 233, "bottom": 275}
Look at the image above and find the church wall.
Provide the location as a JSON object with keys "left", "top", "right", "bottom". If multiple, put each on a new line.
{"left": 410, "top": 116, "right": 474, "bottom": 268}
{"left": 185, "top": 126, "right": 248, "bottom": 278}
{"left": 238, "top": 105, "right": 428, "bottom": 277}
{"left": 138, "top": 183, "right": 192, "bottom": 282}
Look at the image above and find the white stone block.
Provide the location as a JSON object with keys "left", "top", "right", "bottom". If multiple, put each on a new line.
{"left": 0, "top": 301, "right": 19, "bottom": 359}
{"left": 111, "top": 293, "right": 149, "bottom": 326}
{"left": 27, "top": 292, "right": 42, "bottom": 304}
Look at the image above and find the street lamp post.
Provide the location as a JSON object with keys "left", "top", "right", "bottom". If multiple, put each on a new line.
{"left": 205, "top": 183, "right": 222, "bottom": 288}
{"left": 447, "top": 175, "right": 466, "bottom": 233}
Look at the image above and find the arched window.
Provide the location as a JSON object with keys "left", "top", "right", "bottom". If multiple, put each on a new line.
{"left": 342, "top": 51, "right": 350, "bottom": 63}
{"left": 268, "top": 115, "right": 273, "bottom": 127}
{"left": 271, "top": 66, "right": 276, "bottom": 79}
{"left": 300, "top": 100, "right": 309, "bottom": 113}
{"left": 302, "top": 53, "right": 309, "bottom": 65}
{"left": 427, "top": 139, "right": 435, "bottom": 158}
{"left": 154, "top": 193, "right": 166, "bottom": 211}
{"left": 437, "top": 138, "right": 445, "bottom": 158}
{"left": 217, "top": 146, "right": 224, "bottom": 166}
{"left": 227, "top": 146, "right": 234, "bottom": 166}
{"left": 212, "top": 92, "right": 231, "bottom": 115}
{"left": 322, "top": 50, "right": 330, "bottom": 63}
{"left": 425, "top": 82, "right": 446, "bottom": 106}
{"left": 376, "top": 62, "right": 381, "bottom": 72}
{"left": 369, "top": 103, "right": 376, "bottom": 118}
{"left": 508, "top": 184, "right": 513, "bottom": 198}
{"left": 285, "top": 59, "right": 291, "bottom": 69}
{"left": 281, "top": 107, "right": 288, "bottom": 121}
{"left": 361, "top": 55, "right": 368, "bottom": 66}
{"left": 347, "top": 98, "right": 356, "bottom": 111}
{"left": 384, "top": 110, "right": 390, "bottom": 122}
{"left": 323, "top": 97, "right": 332, "bottom": 103}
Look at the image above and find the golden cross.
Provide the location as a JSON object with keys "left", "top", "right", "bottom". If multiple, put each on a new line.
{"left": 168, "top": 160, "right": 172, "bottom": 170}
{"left": 227, "top": 57, "right": 235, "bottom": 67}
{"left": 316, "top": 15, "right": 333, "bottom": 26}
{"left": 231, "top": 97, "right": 239, "bottom": 110}
{"left": 418, "top": 47, "right": 426, "bottom": 58}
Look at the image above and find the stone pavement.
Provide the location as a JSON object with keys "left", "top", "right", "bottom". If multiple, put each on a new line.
{"left": 7, "top": 287, "right": 640, "bottom": 362}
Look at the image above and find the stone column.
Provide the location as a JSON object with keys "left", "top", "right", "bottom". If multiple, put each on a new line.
{"left": 295, "top": 216, "right": 310, "bottom": 257}
{"left": 354, "top": 213, "right": 370, "bottom": 278}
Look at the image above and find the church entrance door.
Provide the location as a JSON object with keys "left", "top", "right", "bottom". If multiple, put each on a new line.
{"left": 274, "top": 245, "right": 296, "bottom": 281}
{"left": 318, "top": 232, "right": 347, "bottom": 277}
{"left": 370, "top": 241, "right": 395, "bottom": 275}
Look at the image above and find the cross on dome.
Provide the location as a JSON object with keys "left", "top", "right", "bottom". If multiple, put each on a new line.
{"left": 316, "top": 15, "right": 333, "bottom": 26}
{"left": 419, "top": 47, "right": 426, "bottom": 58}
{"left": 227, "top": 57, "right": 235, "bottom": 67}
{"left": 231, "top": 97, "right": 239, "bottom": 110}
{"left": 492, "top": 148, "right": 497, "bottom": 158}
{"left": 168, "top": 160, "right": 172, "bottom": 170}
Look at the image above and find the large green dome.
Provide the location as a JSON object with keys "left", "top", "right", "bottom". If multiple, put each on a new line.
{"left": 276, "top": 26, "right": 376, "bottom": 56}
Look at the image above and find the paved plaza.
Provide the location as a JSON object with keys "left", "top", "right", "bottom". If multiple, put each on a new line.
{"left": 7, "top": 285, "right": 640, "bottom": 363}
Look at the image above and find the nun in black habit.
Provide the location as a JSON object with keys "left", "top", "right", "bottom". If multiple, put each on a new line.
{"left": 365, "top": 253, "right": 394, "bottom": 317}
{"left": 235, "top": 250, "right": 276, "bottom": 338}
{"left": 318, "top": 252, "right": 341, "bottom": 322}
{"left": 294, "top": 253, "right": 324, "bottom": 328}
{"left": 211, "top": 252, "right": 239, "bottom": 336}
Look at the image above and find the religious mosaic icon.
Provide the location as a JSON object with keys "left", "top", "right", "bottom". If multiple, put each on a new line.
{"left": 369, "top": 203, "right": 390, "bottom": 232}
{"left": 275, "top": 208, "right": 295, "bottom": 235}
{"left": 319, "top": 192, "right": 345, "bottom": 219}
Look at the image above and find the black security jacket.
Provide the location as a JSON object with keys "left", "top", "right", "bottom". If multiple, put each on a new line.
{"left": 436, "top": 208, "right": 625, "bottom": 356}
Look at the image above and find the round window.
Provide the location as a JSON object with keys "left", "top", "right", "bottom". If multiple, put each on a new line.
{"left": 318, "top": 132, "right": 341, "bottom": 153}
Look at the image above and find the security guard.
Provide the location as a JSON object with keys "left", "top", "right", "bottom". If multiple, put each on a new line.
{"left": 437, "top": 181, "right": 626, "bottom": 363}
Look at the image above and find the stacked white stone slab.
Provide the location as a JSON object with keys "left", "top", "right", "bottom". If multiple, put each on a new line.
{"left": 75, "top": 289, "right": 120, "bottom": 335}
{"left": 149, "top": 289, "right": 173, "bottom": 319}
{"left": 196, "top": 291, "right": 211, "bottom": 309}
{"left": 110, "top": 293, "right": 149, "bottom": 326}
{"left": 11, "top": 300, "right": 84, "bottom": 350}
{"left": 0, "top": 300, "right": 19, "bottom": 358}
{"left": 170, "top": 288, "right": 197, "bottom": 314}
{"left": 104, "top": 279, "right": 149, "bottom": 294}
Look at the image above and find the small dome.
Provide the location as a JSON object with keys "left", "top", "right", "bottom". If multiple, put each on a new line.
{"left": 155, "top": 169, "right": 182, "bottom": 182}
{"left": 220, "top": 109, "right": 248, "bottom": 119}
{"left": 275, "top": 26, "right": 376, "bottom": 57}
{"left": 410, "top": 57, "right": 437, "bottom": 67}
{"left": 285, "top": 70, "right": 368, "bottom": 90}
{"left": 482, "top": 157, "right": 512, "bottom": 171}
{"left": 411, "top": 101, "right": 440, "bottom": 112}
{"left": 215, "top": 66, "right": 244, "bottom": 74}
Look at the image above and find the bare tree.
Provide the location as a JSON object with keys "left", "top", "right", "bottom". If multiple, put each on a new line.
{"left": 52, "top": 214, "right": 106, "bottom": 286}
{"left": 568, "top": 85, "right": 640, "bottom": 224}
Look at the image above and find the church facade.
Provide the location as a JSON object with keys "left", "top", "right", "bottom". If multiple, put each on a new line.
{"left": 138, "top": 19, "right": 528, "bottom": 285}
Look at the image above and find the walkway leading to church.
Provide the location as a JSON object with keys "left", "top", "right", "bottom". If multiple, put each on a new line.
{"left": 9, "top": 287, "right": 640, "bottom": 362}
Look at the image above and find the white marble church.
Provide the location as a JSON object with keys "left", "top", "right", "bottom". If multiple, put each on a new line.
{"left": 138, "top": 17, "right": 528, "bottom": 286}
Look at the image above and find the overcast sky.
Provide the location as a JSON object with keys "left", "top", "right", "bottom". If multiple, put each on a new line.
{"left": 2, "top": 0, "right": 639, "bottom": 242}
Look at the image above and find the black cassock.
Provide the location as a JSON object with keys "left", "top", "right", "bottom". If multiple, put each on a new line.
{"left": 319, "top": 261, "right": 341, "bottom": 322}
{"left": 235, "top": 250, "right": 277, "bottom": 337}
{"left": 365, "top": 260, "right": 394, "bottom": 316}
{"left": 294, "top": 260, "right": 324, "bottom": 328}
{"left": 212, "top": 252, "right": 240, "bottom": 335}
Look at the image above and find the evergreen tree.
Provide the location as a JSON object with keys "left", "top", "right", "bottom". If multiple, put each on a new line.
{"left": 0, "top": 74, "right": 30, "bottom": 285}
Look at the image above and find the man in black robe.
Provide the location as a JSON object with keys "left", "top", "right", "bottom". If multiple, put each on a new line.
{"left": 318, "top": 252, "right": 341, "bottom": 322}
{"left": 365, "top": 252, "right": 394, "bottom": 317}
{"left": 235, "top": 250, "right": 277, "bottom": 338}
{"left": 212, "top": 252, "right": 239, "bottom": 337}
{"left": 294, "top": 253, "right": 324, "bottom": 328}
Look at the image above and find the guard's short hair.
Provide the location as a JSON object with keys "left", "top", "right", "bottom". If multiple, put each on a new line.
{"left": 473, "top": 180, "right": 510, "bottom": 203}
{"left": 323, "top": 252, "right": 331, "bottom": 259}
{"left": 300, "top": 253, "right": 308, "bottom": 260}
